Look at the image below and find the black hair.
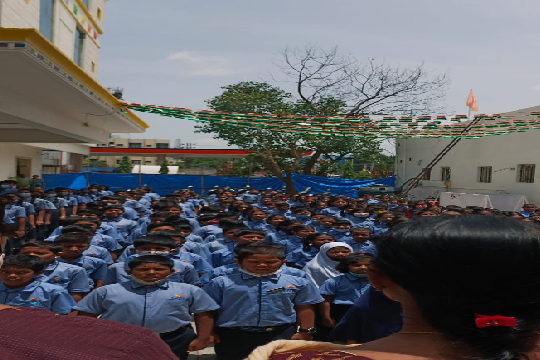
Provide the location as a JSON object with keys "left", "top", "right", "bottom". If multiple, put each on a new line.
{"left": 174, "top": 224, "right": 193, "bottom": 232}
{"left": 303, "top": 233, "right": 335, "bottom": 251}
{"left": 233, "top": 228, "right": 266, "bottom": 237}
{"left": 218, "top": 218, "right": 244, "bottom": 228}
{"left": 20, "top": 241, "right": 62, "bottom": 254}
{"left": 351, "top": 227, "right": 372, "bottom": 234}
{"left": 77, "top": 209, "right": 103, "bottom": 217}
{"left": 236, "top": 243, "right": 286, "bottom": 261}
{"left": 127, "top": 255, "right": 174, "bottom": 270}
{"left": 291, "top": 225, "right": 314, "bottom": 234}
{"left": 149, "top": 230, "right": 185, "bottom": 240}
{"left": 54, "top": 233, "right": 91, "bottom": 244}
{"left": 198, "top": 215, "right": 218, "bottom": 223}
{"left": 335, "top": 253, "right": 374, "bottom": 273}
{"left": 105, "top": 205, "right": 124, "bottom": 212}
{"left": 333, "top": 219, "right": 352, "bottom": 226}
{"left": 63, "top": 217, "right": 100, "bottom": 226}
{"left": 3, "top": 254, "right": 45, "bottom": 272}
{"left": 61, "top": 225, "right": 94, "bottom": 234}
{"left": 291, "top": 207, "right": 312, "bottom": 214}
{"left": 150, "top": 211, "right": 173, "bottom": 218}
{"left": 133, "top": 235, "right": 176, "bottom": 249}
{"left": 375, "top": 216, "right": 540, "bottom": 360}
{"left": 146, "top": 222, "right": 177, "bottom": 232}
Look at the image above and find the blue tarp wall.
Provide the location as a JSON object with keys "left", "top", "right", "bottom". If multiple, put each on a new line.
{"left": 42, "top": 173, "right": 394, "bottom": 197}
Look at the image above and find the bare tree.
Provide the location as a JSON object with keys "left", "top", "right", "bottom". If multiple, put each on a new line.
{"left": 279, "top": 45, "right": 449, "bottom": 116}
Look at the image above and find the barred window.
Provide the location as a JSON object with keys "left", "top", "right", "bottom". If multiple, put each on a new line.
{"left": 517, "top": 164, "right": 535, "bottom": 183}
{"left": 421, "top": 168, "right": 431, "bottom": 180}
{"left": 441, "top": 167, "right": 451, "bottom": 181}
{"left": 478, "top": 166, "right": 492, "bottom": 183}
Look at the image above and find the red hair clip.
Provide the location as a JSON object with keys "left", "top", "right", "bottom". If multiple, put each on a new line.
{"left": 475, "top": 314, "right": 517, "bottom": 328}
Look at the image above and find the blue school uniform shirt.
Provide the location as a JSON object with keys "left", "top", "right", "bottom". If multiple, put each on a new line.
{"left": 344, "top": 215, "right": 375, "bottom": 230}
{"left": 321, "top": 207, "right": 345, "bottom": 218}
{"left": 186, "top": 233, "right": 205, "bottom": 244}
{"left": 104, "top": 259, "right": 199, "bottom": 286}
{"left": 519, "top": 210, "right": 535, "bottom": 218}
{"left": 14, "top": 200, "right": 35, "bottom": 215}
{"left": 74, "top": 280, "right": 219, "bottom": 333}
{"left": 203, "top": 271, "right": 323, "bottom": 328}
{"left": 57, "top": 255, "right": 107, "bottom": 288}
{"left": 283, "top": 236, "right": 305, "bottom": 255}
{"left": 342, "top": 239, "right": 378, "bottom": 255}
{"left": 286, "top": 247, "right": 319, "bottom": 268}
{"left": 194, "top": 224, "right": 222, "bottom": 239}
{"left": 37, "top": 260, "right": 91, "bottom": 293}
{"left": 4, "top": 204, "right": 26, "bottom": 222}
{"left": 198, "top": 264, "right": 309, "bottom": 287}
{"left": 84, "top": 244, "right": 114, "bottom": 265}
{"left": 91, "top": 233, "right": 123, "bottom": 252}
{"left": 181, "top": 242, "right": 211, "bottom": 260}
{"left": 0, "top": 280, "right": 75, "bottom": 314}
{"left": 102, "top": 217, "right": 137, "bottom": 241}
{"left": 122, "top": 207, "right": 139, "bottom": 220}
{"left": 170, "top": 252, "right": 212, "bottom": 274}
{"left": 372, "top": 223, "right": 390, "bottom": 236}
{"left": 210, "top": 248, "right": 235, "bottom": 268}
{"left": 319, "top": 274, "right": 371, "bottom": 305}
{"left": 243, "top": 220, "right": 269, "bottom": 231}
{"left": 208, "top": 237, "right": 236, "bottom": 253}
{"left": 290, "top": 215, "right": 312, "bottom": 225}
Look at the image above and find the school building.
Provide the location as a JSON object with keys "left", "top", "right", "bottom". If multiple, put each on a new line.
{"left": 0, "top": 0, "right": 147, "bottom": 180}
{"left": 395, "top": 104, "right": 540, "bottom": 205}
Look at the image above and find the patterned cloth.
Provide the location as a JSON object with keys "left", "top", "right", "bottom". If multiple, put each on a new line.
{"left": 0, "top": 307, "right": 177, "bottom": 359}
{"left": 270, "top": 351, "right": 372, "bottom": 359}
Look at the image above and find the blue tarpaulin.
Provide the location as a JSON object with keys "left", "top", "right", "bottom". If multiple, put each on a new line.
{"left": 42, "top": 173, "right": 395, "bottom": 197}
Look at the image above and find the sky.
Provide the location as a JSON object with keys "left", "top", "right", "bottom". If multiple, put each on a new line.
{"left": 99, "top": 0, "right": 540, "bottom": 149}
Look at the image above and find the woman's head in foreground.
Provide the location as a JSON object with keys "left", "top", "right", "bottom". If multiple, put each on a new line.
{"left": 370, "top": 215, "right": 540, "bottom": 360}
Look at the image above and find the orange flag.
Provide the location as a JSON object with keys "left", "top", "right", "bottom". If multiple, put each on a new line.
{"left": 466, "top": 89, "right": 479, "bottom": 111}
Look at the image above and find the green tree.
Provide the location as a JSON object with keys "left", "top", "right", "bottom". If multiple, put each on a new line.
{"left": 159, "top": 160, "right": 169, "bottom": 175}
{"left": 197, "top": 82, "right": 382, "bottom": 193}
{"left": 116, "top": 156, "right": 132, "bottom": 173}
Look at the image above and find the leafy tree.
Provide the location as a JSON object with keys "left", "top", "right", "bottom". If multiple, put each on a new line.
{"left": 116, "top": 156, "right": 132, "bottom": 173}
{"left": 159, "top": 160, "right": 169, "bottom": 175}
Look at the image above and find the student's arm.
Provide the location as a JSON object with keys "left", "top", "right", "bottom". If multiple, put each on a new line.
{"left": 94, "top": 279, "right": 103, "bottom": 288}
{"left": 319, "top": 295, "right": 336, "bottom": 327}
{"left": 36, "top": 209, "right": 46, "bottom": 225}
{"left": 77, "top": 311, "right": 99, "bottom": 318}
{"left": 291, "top": 304, "right": 316, "bottom": 341}
{"left": 71, "top": 293, "right": 86, "bottom": 302}
{"left": 188, "top": 311, "right": 216, "bottom": 352}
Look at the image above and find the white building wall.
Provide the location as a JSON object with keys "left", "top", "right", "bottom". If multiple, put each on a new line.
{"left": 396, "top": 105, "right": 540, "bottom": 204}
{"left": 1, "top": 0, "right": 40, "bottom": 28}
{"left": 0, "top": 143, "right": 43, "bottom": 179}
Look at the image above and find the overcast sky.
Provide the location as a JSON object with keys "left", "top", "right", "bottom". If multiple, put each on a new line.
{"left": 99, "top": 0, "right": 540, "bottom": 148}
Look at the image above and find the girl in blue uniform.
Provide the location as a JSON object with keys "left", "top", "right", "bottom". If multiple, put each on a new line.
{"left": 286, "top": 233, "right": 335, "bottom": 269}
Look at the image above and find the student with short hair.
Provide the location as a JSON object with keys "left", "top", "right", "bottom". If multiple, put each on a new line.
{"left": 203, "top": 243, "right": 324, "bottom": 360}
{"left": 19, "top": 241, "right": 90, "bottom": 302}
{"left": 50, "top": 225, "right": 114, "bottom": 264}
{"left": 75, "top": 255, "right": 220, "bottom": 360}
{"left": 210, "top": 229, "right": 266, "bottom": 268}
{"left": 342, "top": 227, "right": 378, "bottom": 255}
{"left": 55, "top": 233, "right": 108, "bottom": 288}
{"left": 286, "top": 233, "right": 335, "bottom": 269}
{"left": 0, "top": 255, "right": 75, "bottom": 314}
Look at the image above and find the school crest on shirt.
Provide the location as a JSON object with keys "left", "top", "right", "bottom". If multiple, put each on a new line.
{"left": 169, "top": 294, "right": 186, "bottom": 300}
{"left": 28, "top": 297, "right": 43, "bottom": 306}
{"left": 85, "top": 266, "right": 95, "bottom": 274}
{"left": 52, "top": 277, "right": 64, "bottom": 283}
{"left": 284, "top": 285, "right": 298, "bottom": 294}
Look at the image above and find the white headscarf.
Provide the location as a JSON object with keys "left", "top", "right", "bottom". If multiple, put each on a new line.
{"left": 303, "top": 242, "right": 352, "bottom": 287}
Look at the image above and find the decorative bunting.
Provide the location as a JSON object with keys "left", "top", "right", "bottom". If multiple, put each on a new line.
{"left": 122, "top": 102, "right": 540, "bottom": 139}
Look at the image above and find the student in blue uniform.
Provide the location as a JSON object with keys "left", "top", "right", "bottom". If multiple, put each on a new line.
{"left": 290, "top": 207, "right": 314, "bottom": 225}
{"left": 105, "top": 235, "right": 199, "bottom": 285}
{"left": 519, "top": 204, "right": 538, "bottom": 218}
{"left": 243, "top": 209, "right": 270, "bottom": 230}
{"left": 286, "top": 233, "right": 335, "bottom": 269}
{"left": 319, "top": 253, "right": 373, "bottom": 328}
{"left": 48, "top": 225, "right": 114, "bottom": 265}
{"left": 54, "top": 233, "right": 108, "bottom": 289}
{"left": 102, "top": 205, "right": 137, "bottom": 245}
{"left": 206, "top": 225, "right": 248, "bottom": 253}
{"left": 329, "top": 219, "right": 353, "bottom": 241}
{"left": 0, "top": 255, "right": 75, "bottom": 314}
{"left": 74, "top": 255, "right": 220, "bottom": 360}
{"left": 203, "top": 243, "right": 324, "bottom": 360}
{"left": 343, "top": 227, "right": 378, "bottom": 255}
{"left": 282, "top": 225, "right": 315, "bottom": 254}
{"left": 19, "top": 241, "right": 90, "bottom": 302}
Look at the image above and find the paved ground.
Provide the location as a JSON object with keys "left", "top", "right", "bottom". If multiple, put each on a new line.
{"left": 187, "top": 346, "right": 216, "bottom": 360}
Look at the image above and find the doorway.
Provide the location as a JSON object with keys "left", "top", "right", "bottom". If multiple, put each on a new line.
{"left": 16, "top": 157, "right": 32, "bottom": 178}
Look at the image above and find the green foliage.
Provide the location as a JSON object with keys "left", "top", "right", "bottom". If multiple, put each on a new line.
{"left": 116, "top": 156, "right": 132, "bottom": 173}
{"left": 357, "top": 169, "right": 372, "bottom": 180}
{"left": 159, "top": 160, "right": 169, "bottom": 175}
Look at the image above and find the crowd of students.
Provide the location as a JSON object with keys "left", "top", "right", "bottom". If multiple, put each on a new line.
{"left": 0, "top": 182, "right": 539, "bottom": 360}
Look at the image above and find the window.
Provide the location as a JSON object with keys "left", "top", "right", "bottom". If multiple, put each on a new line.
{"left": 478, "top": 166, "right": 492, "bottom": 183}
{"left": 156, "top": 143, "right": 169, "bottom": 149}
{"left": 131, "top": 160, "right": 141, "bottom": 165}
{"left": 73, "top": 27, "right": 85, "bottom": 66}
{"left": 518, "top": 164, "right": 536, "bottom": 183}
{"left": 115, "top": 144, "right": 124, "bottom": 147}
{"left": 91, "top": 61, "right": 96, "bottom": 73}
{"left": 116, "top": 160, "right": 121, "bottom": 165}
{"left": 145, "top": 161, "right": 152, "bottom": 164}
{"left": 39, "top": 0, "right": 55, "bottom": 41}
{"left": 97, "top": 7, "right": 102, "bottom": 20}
{"left": 421, "top": 168, "right": 431, "bottom": 180}
{"left": 129, "top": 142, "right": 142, "bottom": 148}
{"left": 441, "top": 167, "right": 451, "bottom": 181}
{"left": 81, "top": 0, "right": 90, "bottom": 8}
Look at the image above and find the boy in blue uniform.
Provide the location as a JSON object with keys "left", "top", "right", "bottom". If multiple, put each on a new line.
{"left": 343, "top": 228, "right": 378, "bottom": 255}
{"left": 19, "top": 241, "right": 91, "bottom": 302}
{"left": 55, "top": 233, "right": 107, "bottom": 288}
{"left": 75, "top": 255, "right": 220, "bottom": 360}
{"left": 209, "top": 228, "right": 266, "bottom": 268}
{"left": 0, "top": 255, "right": 75, "bottom": 314}
{"left": 203, "top": 243, "right": 324, "bottom": 360}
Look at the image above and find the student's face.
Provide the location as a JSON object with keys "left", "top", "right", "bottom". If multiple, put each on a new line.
{"left": 151, "top": 226, "right": 176, "bottom": 233}
{"left": 0, "top": 265, "right": 41, "bottom": 288}
{"left": 251, "top": 212, "right": 267, "bottom": 221}
{"left": 379, "top": 214, "right": 395, "bottom": 223}
{"left": 294, "top": 228, "right": 315, "bottom": 238}
{"left": 19, "top": 247, "right": 56, "bottom": 263}
{"left": 268, "top": 216, "right": 286, "bottom": 226}
{"left": 333, "top": 200, "right": 348, "bottom": 208}
{"left": 418, "top": 211, "right": 437, "bottom": 218}
{"left": 238, "top": 254, "right": 285, "bottom": 275}
{"left": 128, "top": 263, "right": 174, "bottom": 282}
{"left": 333, "top": 223, "right": 351, "bottom": 230}
{"left": 295, "top": 210, "right": 311, "bottom": 216}
{"left": 319, "top": 218, "right": 335, "bottom": 227}
{"left": 524, "top": 205, "right": 537, "bottom": 212}
{"left": 326, "top": 247, "right": 351, "bottom": 261}
{"left": 223, "top": 229, "right": 237, "bottom": 240}
{"left": 178, "top": 229, "right": 192, "bottom": 237}
{"left": 61, "top": 242, "right": 89, "bottom": 257}
{"left": 310, "top": 215, "right": 324, "bottom": 222}
{"left": 150, "top": 217, "right": 167, "bottom": 224}
{"left": 165, "top": 207, "right": 183, "bottom": 216}
{"left": 349, "top": 259, "right": 371, "bottom": 275}
{"left": 104, "top": 209, "right": 123, "bottom": 218}
{"left": 351, "top": 230, "right": 372, "bottom": 243}
{"left": 311, "top": 235, "right": 334, "bottom": 249}
{"left": 316, "top": 202, "right": 328, "bottom": 210}
{"left": 261, "top": 198, "right": 272, "bottom": 205}
{"left": 235, "top": 233, "right": 265, "bottom": 245}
